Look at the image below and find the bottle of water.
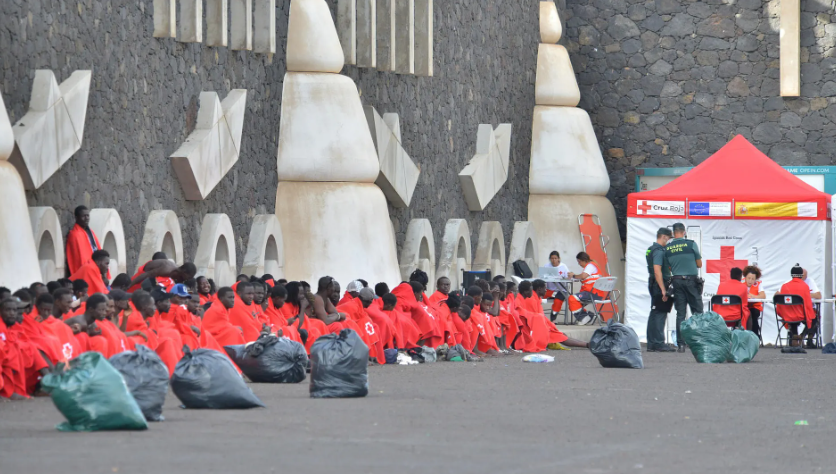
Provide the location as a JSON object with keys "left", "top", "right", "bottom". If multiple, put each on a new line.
{"left": 670, "top": 330, "right": 677, "bottom": 346}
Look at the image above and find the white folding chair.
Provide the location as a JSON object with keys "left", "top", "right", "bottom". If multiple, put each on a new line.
{"left": 586, "top": 276, "right": 621, "bottom": 325}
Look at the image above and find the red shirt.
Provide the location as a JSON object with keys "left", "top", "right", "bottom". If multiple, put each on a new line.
{"left": 713, "top": 280, "right": 750, "bottom": 328}
{"left": 776, "top": 279, "right": 816, "bottom": 326}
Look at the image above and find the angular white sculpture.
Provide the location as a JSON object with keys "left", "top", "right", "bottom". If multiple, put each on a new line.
{"left": 414, "top": 0, "right": 433, "bottom": 76}
{"left": 9, "top": 70, "right": 91, "bottom": 190}
{"left": 195, "top": 214, "right": 237, "bottom": 287}
{"left": 539, "top": 1, "right": 562, "bottom": 44}
{"left": 137, "top": 210, "right": 184, "bottom": 271}
{"left": 0, "top": 93, "right": 13, "bottom": 161}
{"left": 535, "top": 44, "right": 580, "bottom": 107}
{"left": 473, "top": 221, "right": 506, "bottom": 279}
{"left": 277, "top": 73, "right": 379, "bottom": 182}
{"left": 29, "top": 207, "right": 65, "bottom": 283}
{"left": 89, "top": 208, "right": 128, "bottom": 276}
{"left": 459, "top": 123, "right": 512, "bottom": 211}
{"left": 241, "top": 214, "right": 285, "bottom": 278}
{"left": 171, "top": 90, "right": 247, "bottom": 200}
{"left": 506, "top": 221, "right": 539, "bottom": 278}
{"left": 394, "top": 0, "right": 415, "bottom": 74}
{"left": 436, "top": 219, "right": 472, "bottom": 292}
{"left": 253, "top": 0, "right": 277, "bottom": 53}
{"left": 0, "top": 162, "right": 42, "bottom": 287}
{"left": 337, "top": 0, "right": 357, "bottom": 64}
{"left": 365, "top": 107, "right": 419, "bottom": 207}
{"left": 275, "top": 182, "right": 401, "bottom": 286}
{"left": 529, "top": 107, "right": 609, "bottom": 195}
{"left": 153, "top": 0, "right": 176, "bottom": 38}
{"left": 356, "top": 0, "right": 377, "bottom": 68}
{"left": 286, "top": 0, "right": 345, "bottom": 73}
{"left": 230, "top": 0, "right": 253, "bottom": 50}
{"left": 179, "top": 0, "right": 203, "bottom": 43}
{"left": 399, "top": 218, "right": 435, "bottom": 292}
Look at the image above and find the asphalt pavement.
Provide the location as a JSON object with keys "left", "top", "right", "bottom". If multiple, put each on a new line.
{"left": 0, "top": 348, "right": 833, "bottom": 474}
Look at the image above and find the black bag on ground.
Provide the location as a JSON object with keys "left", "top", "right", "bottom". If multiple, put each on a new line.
{"left": 680, "top": 311, "right": 733, "bottom": 363}
{"left": 224, "top": 334, "right": 308, "bottom": 383}
{"left": 170, "top": 347, "right": 265, "bottom": 409}
{"left": 310, "top": 329, "right": 369, "bottom": 398}
{"left": 512, "top": 260, "right": 533, "bottom": 278}
{"left": 109, "top": 345, "right": 170, "bottom": 421}
{"left": 41, "top": 352, "right": 148, "bottom": 431}
{"left": 823, "top": 342, "right": 836, "bottom": 354}
{"left": 589, "top": 320, "right": 644, "bottom": 369}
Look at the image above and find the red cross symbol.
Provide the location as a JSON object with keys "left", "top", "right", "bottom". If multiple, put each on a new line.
{"left": 637, "top": 201, "right": 652, "bottom": 214}
{"left": 706, "top": 246, "right": 748, "bottom": 283}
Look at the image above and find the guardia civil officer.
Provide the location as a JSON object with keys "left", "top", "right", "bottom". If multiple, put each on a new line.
{"left": 664, "top": 222, "right": 703, "bottom": 353}
{"left": 646, "top": 227, "right": 676, "bottom": 352}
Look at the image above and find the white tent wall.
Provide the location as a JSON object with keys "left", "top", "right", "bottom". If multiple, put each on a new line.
{"left": 626, "top": 217, "right": 826, "bottom": 345}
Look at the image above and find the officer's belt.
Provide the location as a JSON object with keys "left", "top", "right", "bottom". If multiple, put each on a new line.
{"left": 671, "top": 275, "right": 699, "bottom": 280}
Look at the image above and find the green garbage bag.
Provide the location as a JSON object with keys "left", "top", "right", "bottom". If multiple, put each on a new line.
{"left": 680, "top": 311, "right": 732, "bottom": 364}
{"left": 728, "top": 329, "right": 759, "bottom": 363}
{"left": 41, "top": 352, "right": 148, "bottom": 432}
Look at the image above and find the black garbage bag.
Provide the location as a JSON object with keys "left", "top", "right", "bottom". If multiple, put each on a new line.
{"left": 224, "top": 334, "right": 308, "bottom": 383}
{"left": 109, "top": 345, "right": 170, "bottom": 421}
{"left": 310, "top": 329, "right": 369, "bottom": 398}
{"left": 727, "top": 329, "right": 759, "bottom": 363}
{"left": 170, "top": 347, "right": 265, "bottom": 409}
{"left": 680, "top": 311, "right": 732, "bottom": 363}
{"left": 41, "top": 352, "right": 148, "bottom": 431}
{"left": 588, "top": 320, "right": 644, "bottom": 369}
{"left": 823, "top": 343, "right": 836, "bottom": 354}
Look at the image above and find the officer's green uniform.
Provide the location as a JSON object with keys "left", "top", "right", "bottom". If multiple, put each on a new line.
{"left": 646, "top": 242, "right": 672, "bottom": 349}
{"left": 664, "top": 237, "right": 704, "bottom": 346}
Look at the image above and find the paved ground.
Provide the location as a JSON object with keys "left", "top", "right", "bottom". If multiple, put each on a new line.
{"left": 1, "top": 348, "right": 833, "bottom": 474}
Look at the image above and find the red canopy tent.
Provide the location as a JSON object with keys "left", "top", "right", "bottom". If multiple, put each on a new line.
{"left": 627, "top": 135, "right": 829, "bottom": 220}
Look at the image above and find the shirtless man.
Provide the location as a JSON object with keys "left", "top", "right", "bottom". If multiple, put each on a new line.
{"left": 128, "top": 260, "right": 197, "bottom": 290}
{"left": 313, "top": 276, "right": 347, "bottom": 325}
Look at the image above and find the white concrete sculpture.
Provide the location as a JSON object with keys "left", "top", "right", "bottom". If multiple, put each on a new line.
{"left": 414, "top": 0, "right": 433, "bottom": 76}
{"left": 506, "top": 221, "right": 539, "bottom": 278}
{"left": 277, "top": 74, "right": 379, "bottom": 182}
{"left": 28, "top": 207, "right": 65, "bottom": 283}
{"left": 394, "top": 0, "right": 415, "bottom": 74}
{"left": 356, "top": 0, "right": 377, "bottom": 68}
{"left": 539, "top": 1, "right": 562, "bottom": 44}
{"left": 0, "top": 162, "right": 42, "bottom": 287}
{"left": 136, "top": 210, "right": 184, "bottom": 271}
{"left": 377, "top": 0, "right": 396, "bottom": 71}
{"left": 0, "top": 94, "right": 13, "bottom": 161}
{"left": 171, "top": 90, "right": 247, "bottom": 200}
{"left": 153, "top": 0, "right": 176, "bottom": 38}
{"left": 195, "top": 214, "right": 237, "bottom": 287}
{"left": 286, "top": 0, "right": 345, "bottom": 73}
{"left": 179, "top": 0, "right": 203, "bottom": 43}
{"left": 473, "top": 221, "right": 506, "bottom": 279}
{"left": 241, "top": 214, "right": 285, "bottom": 278}
{"left": 253, "top": 0, "right": 277, "bottom": 53}
{"left": 459, "top": 123, "right": 512, "bottom": 211}
{"left": 535, "top": 44, "right": 580, "bottom": 107}
{"left": 89, "top": 208, "right": 128, "bottom": 276}
{"left": 399, "top": 218, "right": 435, "bottom": 292}
{"left": 436, "top": 219, "right": 472, "bottom": 292}
{"left": 231, "top": 0, "right": 253, "bottom": 50}
{"left": 9, "top": 70, "right": 91, "bottom": 190}
{"left": 338, "top": 0, "right": 357, "bottom": 64}
{"left": 275, "top": 182, "right": 401, "bottom": 286}
{"left": 365, "top": 107, "right": 419, "bottom": 207}
{"left": 529, "top": 107, "right": 609, "bottom": 195}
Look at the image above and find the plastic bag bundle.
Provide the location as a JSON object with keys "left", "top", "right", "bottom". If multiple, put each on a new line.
{"left": 225, "top": 335, "right": 308, "bottom": 383}
{"left": 170, "top": 347, "right": 265, "bottom": 409}
{"left": 421, "top": 346, "right": 437, "bottom": 363}
{"left": 522, "top": 354, "right": 555, "bottom": 363}
{"left": 728, "top": 329, "right": 759, "bottom": 363}
{"left": 109, "top": 345, "right": 170, "bottom": 421}
{"left": 589, "top": 320, "right": 644, "bottom": 369}
{"left": 310, "top": 329, "right": 369, "bottom": 398}
{"left": 680, "top": 311, "right": 733, "bottom": 363}
{"left": 41, "top": 352, "right": 148, "bottom": 431}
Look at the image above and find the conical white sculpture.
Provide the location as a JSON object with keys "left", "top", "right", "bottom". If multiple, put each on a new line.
{"left": 275, "top": 0, "right": 400, "bottom": 286}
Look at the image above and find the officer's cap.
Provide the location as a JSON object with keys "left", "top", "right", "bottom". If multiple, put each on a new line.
{"left": 671, "top": 223, "right": 686, "bottom": 232}
{"left": 657, "top": 227, "right": 672, "bottom": 237}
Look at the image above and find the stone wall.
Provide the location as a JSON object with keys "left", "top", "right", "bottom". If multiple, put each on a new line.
{"left": 0, "top": 0, "right": 538, "bottom": 275}
{"left": 562, "top": 0, "right": 836, "bottom": 234}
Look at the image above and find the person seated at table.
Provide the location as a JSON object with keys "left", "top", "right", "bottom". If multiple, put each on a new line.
{"left": 713, "top": 267, "right": 749, "bottom": 328}
{"left": 543, "top": 251, "right": 570, "bottom": 321}
{"left": 553, "top": 252, "right": 606, "bottom": 325}
{"left": 777, "top": 264, "right": 817, "bottom": 348}
{"left": 742, "top": 265, "right": 765, "bottom": 335}
{"left": 801, "top": 268, "right": 822, "bottom": 300}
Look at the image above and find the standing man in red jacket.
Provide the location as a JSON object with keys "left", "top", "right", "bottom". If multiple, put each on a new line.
{"left": 66, "top": 206, "right": 105, "bottom": 277}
